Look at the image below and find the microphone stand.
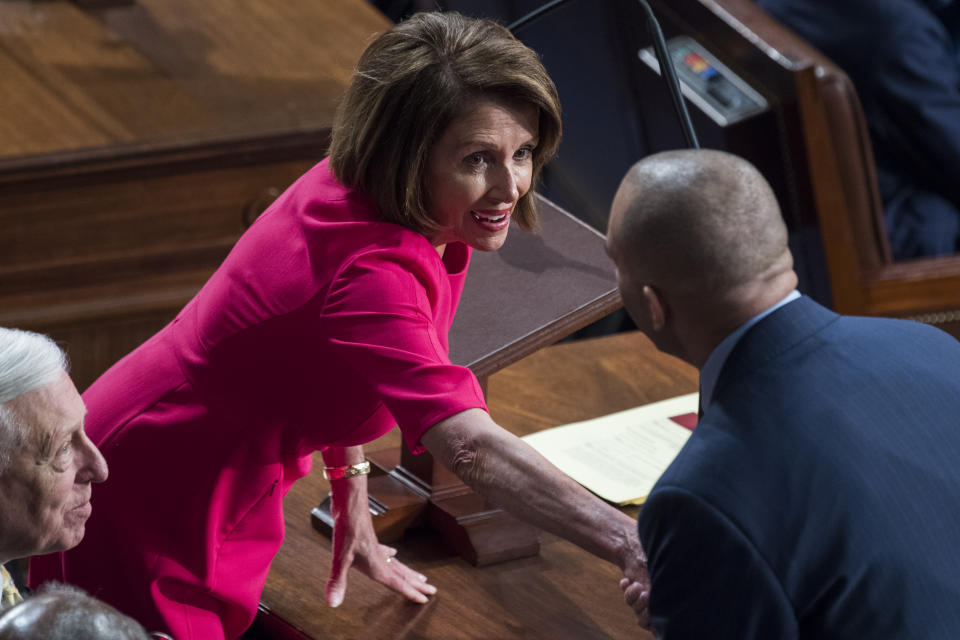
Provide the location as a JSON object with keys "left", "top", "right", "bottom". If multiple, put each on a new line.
{"left": 508, "top": 0, "right": 700, "bottom": 149}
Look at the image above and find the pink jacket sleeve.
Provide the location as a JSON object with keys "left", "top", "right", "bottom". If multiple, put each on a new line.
{"left": 319, "top": 243, "right": 486, "bottom": 453}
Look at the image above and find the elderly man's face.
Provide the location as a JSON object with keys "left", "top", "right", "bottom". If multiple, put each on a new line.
{"left": 0, "top": 372, "right": 107, "bottom": 559}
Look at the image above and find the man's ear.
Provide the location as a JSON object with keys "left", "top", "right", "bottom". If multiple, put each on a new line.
{"left": 642, "top": 285, "right": 667, "bottom": 332}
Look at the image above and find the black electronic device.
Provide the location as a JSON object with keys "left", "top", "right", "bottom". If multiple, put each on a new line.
{"left": 639, "top": 36, "right": 767, "bottom": 126}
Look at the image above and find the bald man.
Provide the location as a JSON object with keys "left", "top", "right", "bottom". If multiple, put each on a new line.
{"left": 0, "top": 584, "right": 152, "bottom": 639}
{"left": 607, "top": 150, "right": 960, "bottom": 639}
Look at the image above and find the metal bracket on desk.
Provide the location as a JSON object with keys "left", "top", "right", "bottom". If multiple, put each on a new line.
{"left": 312, "top": 445, "right": 540, "bottom": 567}
{"left": 311, "top": 473, "right": 428, "bottom": 545}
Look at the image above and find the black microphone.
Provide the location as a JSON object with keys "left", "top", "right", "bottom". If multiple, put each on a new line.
{"left": 508, "top": 0, "right": 700, "bottom": 149}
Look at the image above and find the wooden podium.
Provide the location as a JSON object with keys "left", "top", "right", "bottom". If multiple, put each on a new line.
{"left": 311, "top": 194, "right": 621, "bottom": 566}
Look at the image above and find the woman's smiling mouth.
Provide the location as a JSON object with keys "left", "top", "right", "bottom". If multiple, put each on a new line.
{"left": 471, "top": 208, "right": 511, "bottom": 229}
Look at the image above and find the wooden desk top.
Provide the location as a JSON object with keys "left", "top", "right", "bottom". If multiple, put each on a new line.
{"left": 0, "top": 0, "right": 389, "bottom": 161}
{"left": 260, "top": 330, "right": 699, "bottom": 640}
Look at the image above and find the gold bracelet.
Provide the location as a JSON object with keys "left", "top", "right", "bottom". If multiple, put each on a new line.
{"left": 322, "top": 460, "right": 371, "bottom": 480}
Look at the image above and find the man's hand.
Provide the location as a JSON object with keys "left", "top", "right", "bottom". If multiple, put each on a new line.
{"left": 619, "top": 576, "right": 651, "bottom": 629}
{"left": 619, "top": 543, "right": 651, "bottom": 631}
{"left": 615, "top": 528, "right": 652, "bottom": 629}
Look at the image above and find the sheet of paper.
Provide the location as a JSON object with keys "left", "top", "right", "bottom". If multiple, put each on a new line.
{"left": 522, "top": 393, "right": 699, "bottom": 505}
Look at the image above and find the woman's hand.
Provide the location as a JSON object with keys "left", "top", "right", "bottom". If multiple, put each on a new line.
{"left": 326, "top": 492, "right": 437, "bottom": 606}
{"left": 323, "top": 448, "right": 437, "bottom": 607}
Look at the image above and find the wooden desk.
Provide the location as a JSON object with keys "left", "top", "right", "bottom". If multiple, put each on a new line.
{"left": 257, "top": 331, "right": 699, "bottom": 640}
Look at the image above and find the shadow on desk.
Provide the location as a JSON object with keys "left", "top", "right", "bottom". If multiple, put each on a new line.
{"left": 251, "top": 531, "right": 645, "bottom": 640}
{"left": 250, "top": 525, "right": 651, "bottom": 640}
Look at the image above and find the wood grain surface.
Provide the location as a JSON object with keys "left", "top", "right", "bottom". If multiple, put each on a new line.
{"left": 0, "top": 0, "right": 390, "bottom": 157}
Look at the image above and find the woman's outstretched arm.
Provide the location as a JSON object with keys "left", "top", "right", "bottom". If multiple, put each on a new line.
{"left": 420, "top": 408, "right": 650, "bottom": 626}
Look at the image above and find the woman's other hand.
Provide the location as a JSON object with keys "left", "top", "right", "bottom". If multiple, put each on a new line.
{"left": 323, "top": 447, "right": 436, "bottom": 607}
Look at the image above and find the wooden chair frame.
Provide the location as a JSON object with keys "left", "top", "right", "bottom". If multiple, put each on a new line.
{"left": 649, "top": 0, "right": 960, "bottom": 336}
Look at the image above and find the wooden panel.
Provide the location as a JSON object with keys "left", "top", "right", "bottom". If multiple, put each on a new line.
{"left": 0, "top": 0, "right": 390, "bottom": 157}
{"left": 865, "top": 263, "right": 960, "bottom": 317}
{"left": 792, "top": 66, "right": 867, "bottom": 313}
{"left": 3, "top": 165, "right": 300, "bottom": 281}
{"left": 0, "top": 131, "right": 330, "bottom": 390}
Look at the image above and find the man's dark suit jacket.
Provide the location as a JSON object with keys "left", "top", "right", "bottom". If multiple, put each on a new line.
{"left": 757, "top": 0, "right": 960, "bottom": 259}
{"left": 639, "top": 297, "right": 960, "bottom": 639}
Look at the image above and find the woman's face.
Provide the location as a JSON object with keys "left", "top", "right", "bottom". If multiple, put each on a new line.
{"left": 425, "top": 96, "right": 539, "bottom": 254}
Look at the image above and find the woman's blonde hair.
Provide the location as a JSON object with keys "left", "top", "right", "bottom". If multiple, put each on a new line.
{"left": 328, "top": 11, "right": 562, "bottom": 235}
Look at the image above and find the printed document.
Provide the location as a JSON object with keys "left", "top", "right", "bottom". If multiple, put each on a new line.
{"left": 523, "top": 393, "right": 699, "bottom": 505}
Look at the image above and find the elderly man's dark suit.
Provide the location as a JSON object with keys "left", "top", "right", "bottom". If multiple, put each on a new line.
{"left": 639, "top": 297, "right": 960, "bottom": 639}
{"left": 757, "top": 0, "right": 960, "bottom": 258}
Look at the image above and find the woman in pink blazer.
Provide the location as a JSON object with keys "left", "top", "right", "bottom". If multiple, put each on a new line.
{"left": 32, "top": 12, "right": 649, "bottom": 639}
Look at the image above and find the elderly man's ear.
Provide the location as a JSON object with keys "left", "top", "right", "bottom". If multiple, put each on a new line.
{"left": 642, "top": 285, "right": 667, "bottom": 332}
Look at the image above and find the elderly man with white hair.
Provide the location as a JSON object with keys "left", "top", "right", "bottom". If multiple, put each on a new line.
{"left": 0, "top": 328, "right": 108, "bottom": 608}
